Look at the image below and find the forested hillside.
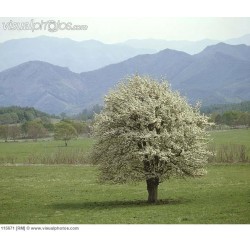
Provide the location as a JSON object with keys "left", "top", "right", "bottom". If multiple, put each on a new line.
{"left": 0, "top": 106, "right": 56, "bottom": 125}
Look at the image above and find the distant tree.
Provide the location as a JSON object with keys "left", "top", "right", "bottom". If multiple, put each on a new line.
{"left": 0, "top": 125, "right": 9, "bottom": 142}
{"left": 239, "top": 112, "right": 250, "bottom": 127}
{"left": 91, "top": 75, "right": 210, "bottom": 203}
{"left": 21, "top": 122, "right": 28, "bottom": 135}
{"left": 43, "top": 122, "right": 54, "bottom": 132}
{"left": 54, "top": 121, "right": 77, "bottom": 146}
{"left": 26, "top": 121, "right": 48, "bottom": 140}
{"left": 63, "top": 120, "right": 90, "bottom": 136}
{"left": 24, "top": 110, "right": 35, "bottom": 121}
{"left": 214, "top": 113, "right": 222, "bottom": 124}
{"left": 8, "top": 125, "right": 21, "bottom": 141}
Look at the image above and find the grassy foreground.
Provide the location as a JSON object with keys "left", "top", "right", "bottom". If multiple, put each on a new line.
{"left": 0, "top": 164, "right": 249, "bottom": 224}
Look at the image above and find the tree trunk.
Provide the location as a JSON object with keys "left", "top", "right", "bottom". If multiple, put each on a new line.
{"left": 146, "top": 177, "right": 159, "bottom": 203}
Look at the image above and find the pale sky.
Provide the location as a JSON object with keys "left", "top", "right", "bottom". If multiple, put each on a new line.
{"left": 1, "top": 17, "right": 250, "bottom": 43}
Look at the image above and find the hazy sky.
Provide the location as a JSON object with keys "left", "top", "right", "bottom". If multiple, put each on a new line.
{"left": 1, "top": 17, "right": 250, "bottom": 43}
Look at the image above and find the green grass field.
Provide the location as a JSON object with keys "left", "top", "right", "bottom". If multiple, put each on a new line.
{"left": 208, "top": 129, "right": 250, "bottom": 162}
{"left": 0, "top": 164, "right": 249, "bottom": 224}
{"left": 0, "top": 129, "right": 249, "bottom": 224}
{"left": 210, "top": 129, "right": 250, "bottom": 147}
{"left": 0, "top": 138, "right": 94, "bottom": 164}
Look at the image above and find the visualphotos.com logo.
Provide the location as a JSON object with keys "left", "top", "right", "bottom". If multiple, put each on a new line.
{"left": 1, "top": 19, "right": 88, "bottom": 32}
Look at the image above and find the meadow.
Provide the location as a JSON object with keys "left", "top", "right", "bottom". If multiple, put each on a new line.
{"left": 0, "top": 129, "right": 249, "bottom": 224}
{"left": 210, "top": 129, "right": 250, "bottom": 146}
{"left": 0, "top": 138, "right": 94, "bottom": 164}
{"left": 0, "top": 129, "right": 249, "bottom": 164}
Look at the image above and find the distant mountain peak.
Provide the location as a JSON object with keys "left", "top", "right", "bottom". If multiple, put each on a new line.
{"left": 158, "top": 47, "right": 191, "bottom": 56}
{"left": 1, "top": 60, "right": 71, "bottom": 74}
{"left": 197, "top": 42, "right": 250, "bottom": 62}
{"left": 202, "top": 42, "right": 230, "bottom": 50}
{"left": 204, "top": 42, "right": 247, "bottom": 50}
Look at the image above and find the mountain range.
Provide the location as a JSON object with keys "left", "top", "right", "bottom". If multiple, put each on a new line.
{"left": 0, "top": 42, "right": 250, "bottom": 114}
{"left": 121, "top": 39, "right": 219, "bottom": 55}
{"left": 1, "top": 33, "right": 250, "bottom": 73}
{"left": 79, "top": 43, "right": 250, "bottom": 107}
{"left": 122, "top": 34, "right": 250, "bottom": 54}
{"left": 0, "top": 36, "right": 155, "bottom": 73}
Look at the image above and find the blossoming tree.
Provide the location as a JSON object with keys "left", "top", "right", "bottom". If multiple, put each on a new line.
{"left": 92, "top": 75, "right": 210, "bottom": 203}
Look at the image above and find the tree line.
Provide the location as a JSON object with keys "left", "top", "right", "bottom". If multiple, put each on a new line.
{"left": 0, "top": 106, "right": 57, "bottom": 125}
{"left": 0, "top": 106, "right": 93, "bottom": 145}
{"left": 0, "top": 119, "right": 91, "bottom": 143}
{"left": 201, "top": 101, "right": 250, "bottom": 127}
{"left": 1, "top": 100, "right": 249, "bottom": 144}
{"left": 209, "top": 110, "right": 250, "bottom": 127}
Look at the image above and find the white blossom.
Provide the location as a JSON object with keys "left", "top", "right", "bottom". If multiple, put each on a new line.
{"left": 91, "top": 75, "right": 210, "bottom": 184}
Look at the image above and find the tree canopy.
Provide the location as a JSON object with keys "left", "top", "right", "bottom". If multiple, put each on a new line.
{"left": 54, "top": 121, "right": 77, "bottom": 146}
{"left": 91, "top": 75, "right": 210, "bottom": 203}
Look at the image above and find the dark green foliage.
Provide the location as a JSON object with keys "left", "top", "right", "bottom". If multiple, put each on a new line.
{"left": 210, "top": 111, "right": 250, "bottom": 127}
{"left": 0, "top": 106, "right": 57, "bottom": 125}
